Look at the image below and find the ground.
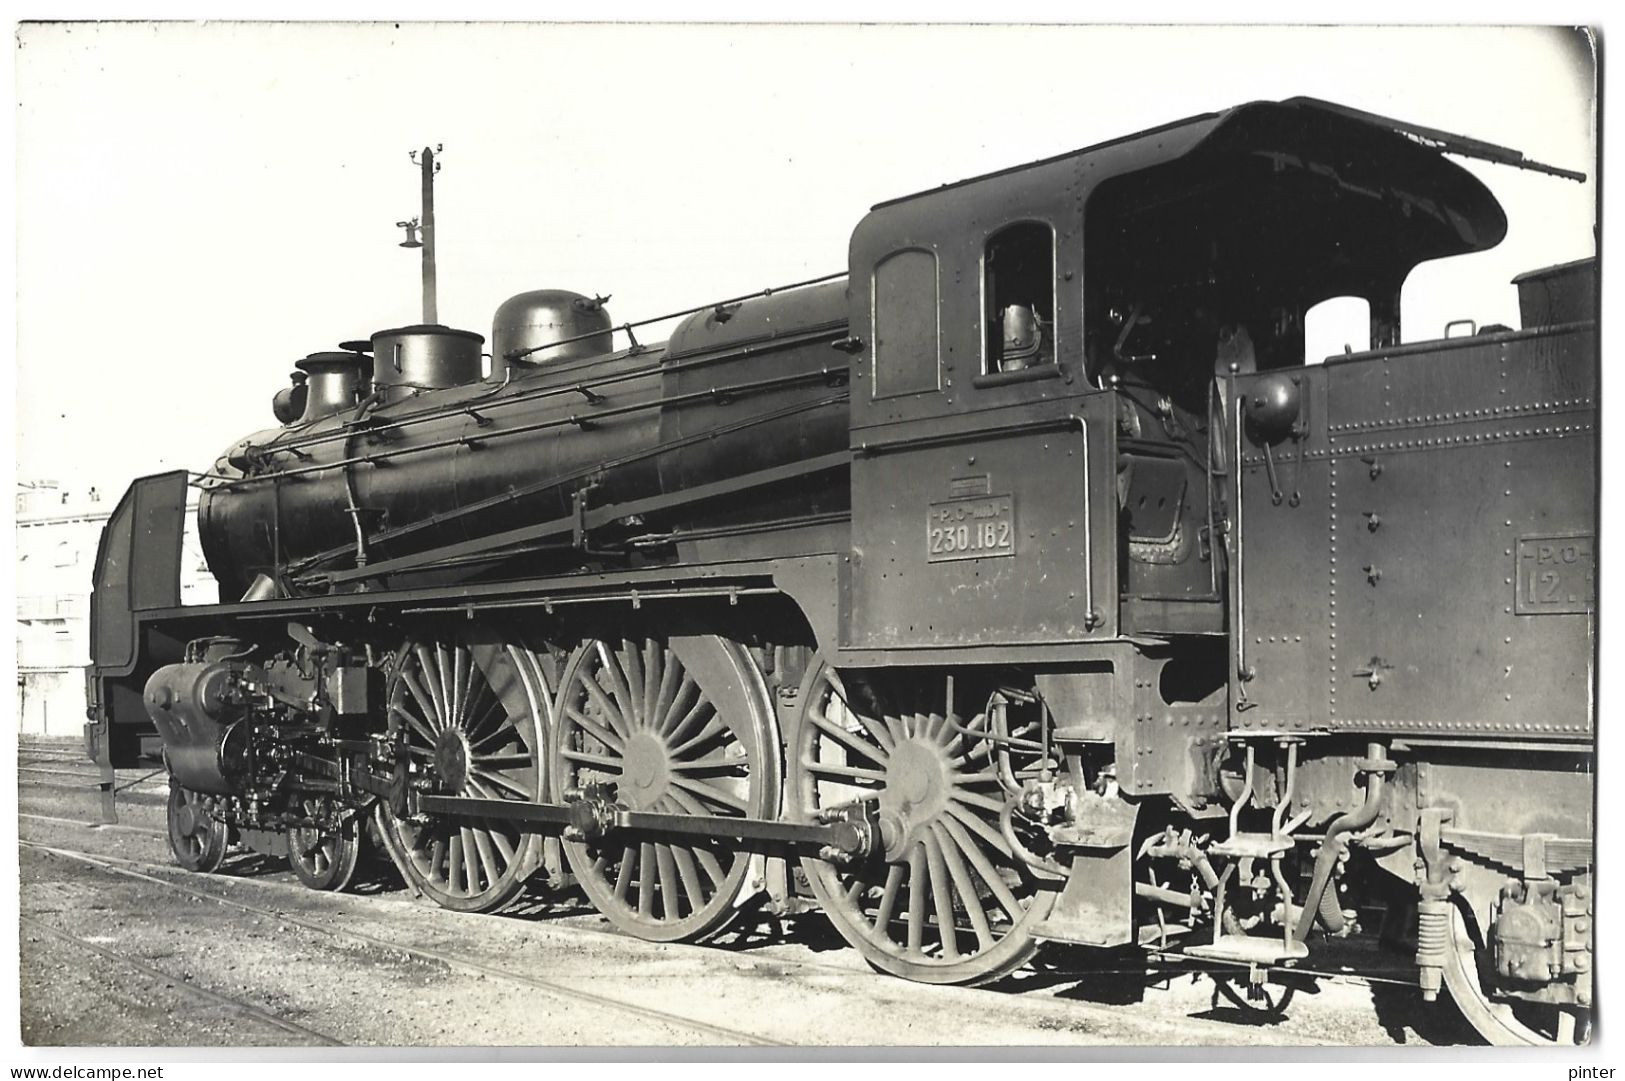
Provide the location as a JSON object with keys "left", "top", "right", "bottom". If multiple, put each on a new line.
{"left": 17, "top": 737, "right": 1480, "bottom": 1048}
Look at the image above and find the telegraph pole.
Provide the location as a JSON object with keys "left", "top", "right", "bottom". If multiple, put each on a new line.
{"left": 397, "top": 144, "right": 442, "bottom": 324}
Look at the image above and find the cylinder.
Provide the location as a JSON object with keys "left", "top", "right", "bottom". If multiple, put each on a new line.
{"left": 144, "top": 661, "right": 245, "bottom": 794}
{"left": 296, "top": 352, "right": 369, "bottom": 424}
{"left": 370, "top": 325, "right": 484, "bottom": 403}
{"left": 491, "top": 289, "right": 615, "bottom": 380}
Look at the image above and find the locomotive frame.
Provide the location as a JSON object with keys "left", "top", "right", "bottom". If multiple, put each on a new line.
{"left": 84, "top": 96, "right": 1596, "bottom": 1045}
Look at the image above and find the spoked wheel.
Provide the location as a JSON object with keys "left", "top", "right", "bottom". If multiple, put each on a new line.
{"left": 553, "top": 635, "right": 780, "bottom": 943}
{"left": 167, "top": 781, "right": 228, "bottom": 873}
{"left": 375, "top": 630, "right": 551, "bottom": 913}
{"left": 288, "top": 799, "right": 362, "bottom": 892}
{"left": 1442, "top": 900, "right": 1592, "bottom": 1045}
{"left": 789, "top": 660, "right": 1056, "bottom": 985}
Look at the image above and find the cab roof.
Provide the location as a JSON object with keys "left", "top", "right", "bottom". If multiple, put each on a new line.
{"left": 863, "top": 96, "right": 1513, "bottom": 260}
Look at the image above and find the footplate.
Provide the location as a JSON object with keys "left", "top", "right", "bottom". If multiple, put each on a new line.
{"left": 1208, "top": 832, "right": 1295, "bottom": 859}
{"left": 1185, "top": 935, "right": 1310, "bottom": 965}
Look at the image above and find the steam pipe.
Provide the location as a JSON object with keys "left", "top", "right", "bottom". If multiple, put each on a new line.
{"left": 212, "top": 366, "right": 848, "bottom": 485}
{"left": 1292, "top": 742, "right": 1389, "bottom": 942}
{"left": 338, "top": 390, "right": 383, "bottom": 572}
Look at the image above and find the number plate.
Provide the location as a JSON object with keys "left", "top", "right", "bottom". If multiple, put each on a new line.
{"left": 926, "top": 495, "right": 1015, "bottom": 563}
{"left": 1516, "top": 534, "right": 1594, "bottom": 615}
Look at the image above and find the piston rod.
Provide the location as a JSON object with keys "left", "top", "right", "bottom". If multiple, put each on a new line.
{"left": 415, "top": 793, "right": 877, "bottom": 861}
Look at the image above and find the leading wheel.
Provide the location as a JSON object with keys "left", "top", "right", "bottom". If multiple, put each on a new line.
{"left": 1442, "top": 901, "right": 1591, "bottom": 1045}
{"left": 375, "top": 630, "right": 551, "bottom": 913}
{"left": 288, "top": 799, "right": 362, "bottom": 892}
{"left": 167, "top": 781, "right": 228, "bottom": 873}
{"left": 553, "top": 635, "right": 780, "bottom": 943}
{"left": 789, "top": 661, "right": 1055, "bottom": 985}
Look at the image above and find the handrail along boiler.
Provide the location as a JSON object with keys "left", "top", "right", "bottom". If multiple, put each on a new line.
{"left": 85, "top": 97, "right": 1595, "bottom": 1043}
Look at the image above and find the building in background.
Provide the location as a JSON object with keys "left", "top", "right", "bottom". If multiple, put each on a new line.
{"left": 15, "top": 480, "right": 216, "bottom": 737}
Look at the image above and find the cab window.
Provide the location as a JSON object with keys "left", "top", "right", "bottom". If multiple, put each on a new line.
{"left": 984, "top": 222, "right": 1055, "bottom": 375}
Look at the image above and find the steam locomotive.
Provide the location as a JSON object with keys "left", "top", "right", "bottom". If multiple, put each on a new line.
{"left": 86, "top": 97, "right": 1595, "bottom": 1044}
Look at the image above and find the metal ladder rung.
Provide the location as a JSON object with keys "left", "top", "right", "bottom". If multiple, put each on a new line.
{"left": 1184, "top": 935, "right": 1309, "bottom": 965}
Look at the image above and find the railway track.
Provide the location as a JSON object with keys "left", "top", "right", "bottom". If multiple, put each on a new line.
{"left": 16, "top": 801, "right": 1401, "bottom": 996}
{"left": 20, "top": 838, "right": 788, "bottom": 1047}
{"left": 19, "top": 765, "right": 110, "bottom": 780}
{"left": 19, "top": 914, "right": 346, "bottom": 1046}
{"left": 16, "top": 746, "right": 102, "bottom": 767}
{"left": 17, "top": 810, "right": 168, "bottom": 839}
{"left": 16, "top": 741, "right": 91, "bottom": 757}
{"left": 16, "top": 757, "right": 169, "bottom": 796}
{"left": 17, "top": 830, "right": 1350, "bottom": 1046}
{"left": 17, "top": 757, "right": 1415, "bottom": 1045}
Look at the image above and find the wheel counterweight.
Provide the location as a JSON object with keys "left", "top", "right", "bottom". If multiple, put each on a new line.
{"left": 376, "top": 631, "right": 551, "bottom": 913}
{"left": 788, "top": 660, "right": 1056, "bottom": 985}
{"left": 552, "top": 635, "right": 781, "bottom": 942}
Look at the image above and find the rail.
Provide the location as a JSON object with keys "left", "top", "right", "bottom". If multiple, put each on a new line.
{"left": 20, "top": 913, "right": 347, "bottom": 1045}
{"left": 20, "top": 839, "right": 785, "bottom": 1046}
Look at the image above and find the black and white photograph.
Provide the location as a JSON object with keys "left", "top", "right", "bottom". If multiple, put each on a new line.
{"left": 10, "top": 17, "right": 1601, "bottom": 1056}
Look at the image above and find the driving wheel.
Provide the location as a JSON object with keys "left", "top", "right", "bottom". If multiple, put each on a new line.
{"left": 375, "top": 630, "right": 551, "bottom": 913}
{"left": 789, "top": 660, "right": 1056, "bottom": 985}
{"left": 553, "top": 635, "right": 780, "bottom": 942}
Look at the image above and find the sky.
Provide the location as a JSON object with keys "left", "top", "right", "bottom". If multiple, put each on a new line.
{"left": 14, "top": 23, "right": 1597, "bottom": 497}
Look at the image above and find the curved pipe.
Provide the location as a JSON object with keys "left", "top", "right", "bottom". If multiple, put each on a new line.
{"left": 338, "top": 390, "right": 385, "bottom": 571}
{"left": 998, "top": 803, "right": 1069, "bottom": 883}
{"left": 1292, "top": 742, "right": 1389, "bottom": 942}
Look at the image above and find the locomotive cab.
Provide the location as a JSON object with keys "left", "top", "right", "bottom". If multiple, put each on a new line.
{"left": 1076, "top": 99, "right": 1509, "bottom": 637}
{"left": 843, "top": 97, "right": 1508, "bottom": 652}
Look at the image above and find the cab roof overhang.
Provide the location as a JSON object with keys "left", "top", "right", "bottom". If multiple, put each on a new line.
{"left": 858, "top": 97, "right": 1508, "bottom": 308}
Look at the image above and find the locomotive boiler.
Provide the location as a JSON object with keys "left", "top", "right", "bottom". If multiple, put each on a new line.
{"left": 200, "top": 283, "right": 852, "bottom": 602}
{"left": 86, "top": 96, "right": 1595, "bottom": 1044}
